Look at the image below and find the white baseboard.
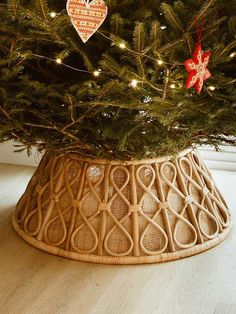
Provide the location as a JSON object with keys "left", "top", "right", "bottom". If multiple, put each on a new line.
{"left": 0, "top": 141, "right": 236, "bottom": 171}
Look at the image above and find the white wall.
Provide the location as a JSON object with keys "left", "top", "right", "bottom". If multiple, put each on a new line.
{"left": 0, "top": 141, "right": 41, "bottom": 166}
{"left": 0, "top": 141, "right": 236, "bottom": 171}
{"left": 199, "top": 145, "right": 236, "bottom": 171}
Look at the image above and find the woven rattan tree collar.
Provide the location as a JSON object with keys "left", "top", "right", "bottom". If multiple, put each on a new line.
{"left": 12, "top": 149, "right": 231, "bottom": 264}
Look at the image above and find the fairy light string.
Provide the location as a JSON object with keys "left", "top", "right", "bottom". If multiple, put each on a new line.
{"left": 1, "top": 3, "right": 234, "bottom": 90}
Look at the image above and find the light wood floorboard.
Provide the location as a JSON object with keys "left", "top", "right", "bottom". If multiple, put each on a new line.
{"left": 0, "top": 163, "right": 235, "bottom": 314}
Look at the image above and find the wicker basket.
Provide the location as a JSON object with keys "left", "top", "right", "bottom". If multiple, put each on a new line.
{"left": 12, "top": 149, "right": 231, "bottom": 264}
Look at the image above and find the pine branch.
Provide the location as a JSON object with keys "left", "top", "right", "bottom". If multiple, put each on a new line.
{"left": 150, "top": 21, "right": 161, "bottom": 50}
{"left": 7, "top": 0, "right": 19, "bottom": 18}
{"left": 110, "top": 13, "right": 124, "bottom": 34}
{"left": 219, "top": 40, "right": 236, "bottom": 56}
{"left": 133, "top": 22, "right": 146, "bottom": 53}
{"left": 36, "top": 0, "right": 49, "bottom": 22}
{"left": 161, "top": 3, "right": 185, "bottom": 33}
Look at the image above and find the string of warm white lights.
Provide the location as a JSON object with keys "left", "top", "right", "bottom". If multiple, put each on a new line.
{"left": 29, "top": 52, "right": 142, "bottom": 87}
{"left": 47, "top": 10, "right": 235, "bottom": 91}
{"left": 97, "top": 30, "right": 183, "bottom": 67}
{"left": 31, "top": 53, "right": 102, "bottom": 76}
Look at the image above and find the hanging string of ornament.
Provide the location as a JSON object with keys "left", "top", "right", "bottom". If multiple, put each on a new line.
{"left": 185, "top": 18, "right": 212, "bottom": 94}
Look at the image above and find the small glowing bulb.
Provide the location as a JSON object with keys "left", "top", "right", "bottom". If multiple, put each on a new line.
{"left": 119, "top": 42, "right": 126, "bottom": 49}
{"left": 230, "top": 52, "right": 235, "bottom": 58}
{"left": 50, "top": 12, "right": 57, "bottom": 18}
{"left": 130, "top": 79, "right": 138, "bottom": 88}
{"left": 157, "top": 60, "right": 163, "bottom": 65}
{"left": 170, "top": 84, "right": 176, "bottom": 89}
{"left": 208, "top": 86, "right": 216, "bottom": 91}
{"left": 56, "top": 58, "right": 62, "bottom": 64}
{"left": 93, "top": 70, "right": 101, "bottom": 77}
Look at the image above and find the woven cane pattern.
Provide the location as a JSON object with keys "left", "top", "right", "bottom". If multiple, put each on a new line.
{"left": 13, "top": 149, "right": 231, "bottom": 264}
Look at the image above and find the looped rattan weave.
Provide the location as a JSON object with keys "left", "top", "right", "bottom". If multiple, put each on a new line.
{"left": 12, "top": 149, "right": 231, "bottom": 264}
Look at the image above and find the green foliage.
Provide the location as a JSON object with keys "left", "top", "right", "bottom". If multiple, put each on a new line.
{"left": 0, "top": 0, "right": 236, "bottom": 159}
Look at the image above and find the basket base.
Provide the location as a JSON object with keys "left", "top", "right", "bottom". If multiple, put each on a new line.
{"left": 12, "top": 214, "right": 231, "bottom": 264}
{"left": 12, "top": 149, "right": 232, "bottom": 264}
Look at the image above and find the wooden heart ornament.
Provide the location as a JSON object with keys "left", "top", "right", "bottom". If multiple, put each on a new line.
{"left": 66, "top": 0, "right": 108, "bottom": 43}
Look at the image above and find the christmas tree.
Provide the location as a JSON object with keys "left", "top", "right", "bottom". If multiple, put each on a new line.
{"left": 0, "top": 0, "right": 236, "bottom": 160}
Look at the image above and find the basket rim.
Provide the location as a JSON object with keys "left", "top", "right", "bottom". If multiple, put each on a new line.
{"left": 61, "top": 148, "right": 194, "bottom": 166}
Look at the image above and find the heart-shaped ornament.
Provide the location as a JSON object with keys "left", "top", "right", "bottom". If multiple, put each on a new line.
{"left": 66, "top": 0, "right": 108, "bottom": 43}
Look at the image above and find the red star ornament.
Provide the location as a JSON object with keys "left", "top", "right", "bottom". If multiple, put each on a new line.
{"left": 185, "top": 43, "right": 211, "bottom": 94}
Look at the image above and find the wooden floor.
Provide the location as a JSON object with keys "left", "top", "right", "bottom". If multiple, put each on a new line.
{"left": 0, "top": 163, "right": 236, "bottom": 314}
